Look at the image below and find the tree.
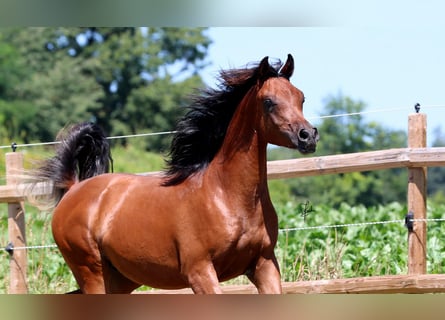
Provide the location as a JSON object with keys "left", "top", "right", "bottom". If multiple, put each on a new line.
{"left": 0, "top": 33, "right": 34, "bottom": 143}
{"left": 318, "top": 95, "right": 370, "bottom": 155}
{"left": 268, "top": 94, "right": 408, "bottom": 207}
{"left": 428, "top": 126, "right": 445, "bottom": 203}
{"left": 48, "top": 27, "right": 210, "bottom": 151}
{"left": 0, "top": 27, "right": 211, "bottom": 150}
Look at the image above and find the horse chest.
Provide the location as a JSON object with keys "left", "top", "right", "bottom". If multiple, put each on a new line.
{"left": 212, "top": 207, "right": 267, "bottom": 256}
{"left": 208, "top": 220, "right": 266, "bottom": 280}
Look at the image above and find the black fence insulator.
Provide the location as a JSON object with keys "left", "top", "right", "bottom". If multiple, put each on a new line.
{"left": 11, "top": 142, "right": 17, "bottom": 152}
{"left": 414, "top": 103, "right": 421, "bottom": 113}
{"left": 5, "top": 242, "right": 14, "bottom": 254}
{"left": 405, "top": 211, "right": 414, "bottom": 232}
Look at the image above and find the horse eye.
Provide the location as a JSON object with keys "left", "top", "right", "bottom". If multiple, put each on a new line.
{"left": 263, "top": 98, "right": 275, "bottom": 112}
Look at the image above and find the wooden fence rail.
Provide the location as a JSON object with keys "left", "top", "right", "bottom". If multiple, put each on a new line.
{"left": 2, "top": 112, "right": 445, "bottom": 293}
{"left": 267, "top": 147, "right": 445, "bottom": 179}
{"left": 144, "top": 274, "right": 445, "bottom": 294}
{"left": 2, "top": 147, "right": 445, "bottom": 203}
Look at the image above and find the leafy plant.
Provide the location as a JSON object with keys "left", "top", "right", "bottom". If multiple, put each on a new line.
{"left": 275, "top": 201, "right": 445, "bottom": 282}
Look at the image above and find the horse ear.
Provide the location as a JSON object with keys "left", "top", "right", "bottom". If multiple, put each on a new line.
{"left": 279, "top": 54, "right": 294, "bottom": 79}
{"left": 257, "top": 56, "right": 270, "bottom": 83}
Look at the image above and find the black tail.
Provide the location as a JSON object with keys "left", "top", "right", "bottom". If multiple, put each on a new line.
{"left": 34, "top": 122, "right": 112, "bottom": 205}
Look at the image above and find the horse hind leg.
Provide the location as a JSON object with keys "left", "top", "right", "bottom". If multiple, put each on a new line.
{"left": 56, "top": 239, "right": 107, "bottom": 293}
{"left": 65, "top": 263, "right": 107, "bottom": 294}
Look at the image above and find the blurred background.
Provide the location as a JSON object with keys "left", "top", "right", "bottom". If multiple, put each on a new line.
{"left": 1, "top": 27, "right": 444, "bottom": 206}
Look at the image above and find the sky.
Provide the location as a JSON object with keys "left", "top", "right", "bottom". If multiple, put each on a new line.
{"left": 200, "top": 27, "right": 445, "bottom": 146}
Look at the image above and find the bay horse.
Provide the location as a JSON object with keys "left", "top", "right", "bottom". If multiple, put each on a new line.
{"left": 33, "top": 54, "right": 318, "bottom": 293}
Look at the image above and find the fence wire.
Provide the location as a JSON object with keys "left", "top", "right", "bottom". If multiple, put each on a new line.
{"left": 279, "top": 217, "right": 445, "bottom": 232}
{"left": 2, "top": 217, "right": 444, "bottom": 253}
{"left": 1, "top": 104, "right": 444, "bottom": 150}
{"left": 4, "top": 244, "right": 58, "bottom": 251}
{"left": 2, "top": 104, "right": 445, "bottom": 252}
{"left": 0, "top": 131, "right": 177, "bottom": 150}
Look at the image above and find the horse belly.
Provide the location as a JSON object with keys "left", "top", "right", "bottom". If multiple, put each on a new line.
{"left": 105, "top": 247, "right": 187, "bottom": 289}
{"left": 100, "top": 226, "right": 189, "bottom": 289}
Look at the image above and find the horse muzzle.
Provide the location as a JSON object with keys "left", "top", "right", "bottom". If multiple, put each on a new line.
{"left": 294, "top": 126, "right": 319, "bottom": 154}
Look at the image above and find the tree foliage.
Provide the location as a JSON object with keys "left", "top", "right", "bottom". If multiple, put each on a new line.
{"left": 428, "top": 126, "right": 445, "bottom": 202}
{"left": 0, "top": 27, "right": 211, "bottom": 149}
{"left": 1, "top": 28, "right": 443, "bottom": 206}
{"left": 268, "top": 94, "right": 408, "bottom": 207}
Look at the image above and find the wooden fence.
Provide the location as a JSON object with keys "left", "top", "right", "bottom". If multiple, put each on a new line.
{"left": 2, "top": 112, "right": 445, "bottom": 293}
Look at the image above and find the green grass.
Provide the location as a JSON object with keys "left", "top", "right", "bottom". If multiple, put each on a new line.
{"left": 1, "top": 146, "right": 445, "bottom": 293}
{"left": 0, "top": 204, "right": 78, "bottom": 293}
{"left": 110, "top": 144, "right": 165, "bottom": 174}
{"left": 276, "top": 201, "right": 445, "bottom": 281}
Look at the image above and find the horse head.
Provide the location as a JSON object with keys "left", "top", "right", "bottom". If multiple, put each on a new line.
{"left": 256, "top": 54, "right": 319, "bottom": 154}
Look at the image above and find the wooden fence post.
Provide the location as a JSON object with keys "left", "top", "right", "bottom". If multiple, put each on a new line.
{"left": 6, "top": 151, "right": 28, "bottom": 293}
{"left": 407, "top": 112, "right": 427, "bottom": 274}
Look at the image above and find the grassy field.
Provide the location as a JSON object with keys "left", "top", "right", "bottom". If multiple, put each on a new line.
{"left": 1, "top": 145, "right": 445, "bottom": 293}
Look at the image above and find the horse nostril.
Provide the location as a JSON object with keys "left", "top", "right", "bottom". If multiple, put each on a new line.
{"left": 298, "top": 128, "right": 310, "bottom": 141}
{"left": 313, "top": 127, "right": 319, "bottom": 141}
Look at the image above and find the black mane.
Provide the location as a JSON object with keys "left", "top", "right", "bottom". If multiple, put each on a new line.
{"left": 162, "top": 59, "right": 282, "bottom": 186}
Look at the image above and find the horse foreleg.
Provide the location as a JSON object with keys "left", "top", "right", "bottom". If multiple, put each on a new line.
{"left": 185, "top": 261, "right": 223, "bottom": 294}
{"left": 247, "top": 255, "right": 282, "bottom": 294}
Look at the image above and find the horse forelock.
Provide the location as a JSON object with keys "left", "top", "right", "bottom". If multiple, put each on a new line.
{"left": 162, "top": 58, "right": 284, "bottom": 186}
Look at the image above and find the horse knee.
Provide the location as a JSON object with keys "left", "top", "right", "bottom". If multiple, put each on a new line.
{"left": 189, "top": 279, "right": 223, "bottom": 294}
{"left": 185, "top": 263, "right": 222, "bottom": 294}
{"left": 247, "top": 257, "right": 282, "bottom": 294}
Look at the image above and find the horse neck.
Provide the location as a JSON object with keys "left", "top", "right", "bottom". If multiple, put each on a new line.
{"left": 210, "top": 89, "right": 269, "bottom": 197}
